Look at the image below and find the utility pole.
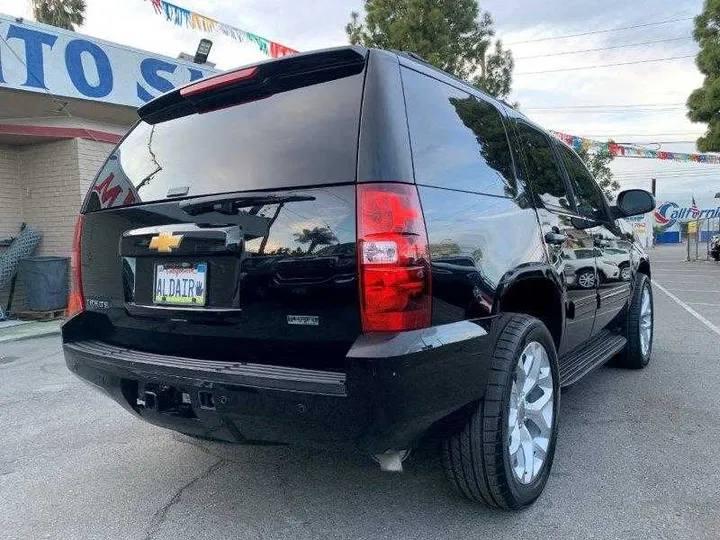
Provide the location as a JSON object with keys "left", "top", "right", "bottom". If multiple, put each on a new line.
{"left": 649, "top": 178, "right": 657, "bottom": 249}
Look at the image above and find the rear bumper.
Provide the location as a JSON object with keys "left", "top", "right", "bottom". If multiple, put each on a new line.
{"left": 62, "top": 320, "right": 495, "bottom": 453}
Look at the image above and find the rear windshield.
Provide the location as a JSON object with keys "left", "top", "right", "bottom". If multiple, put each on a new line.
{"left": 84, "top": 72, "right": 364, "bottom": 212}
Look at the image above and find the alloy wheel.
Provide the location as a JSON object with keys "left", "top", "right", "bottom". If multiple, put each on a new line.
{"left": 639, "top": 285, "right": 653, "bottom": 356}
{"left": 578, "top": 271, "right": 595, "bottom": 289}
{"left": 508, "top": 341, "right": 554, "bottom": 485}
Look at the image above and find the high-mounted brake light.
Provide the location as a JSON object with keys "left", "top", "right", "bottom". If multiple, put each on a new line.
{"left": 67, "top": 215, "right": 85, "bottom": 317}
{"left": 180, "top": 66, "right": 259, "bottom": 98}
{"left": 357, "top": 183, "right": 431, "bottom": 333}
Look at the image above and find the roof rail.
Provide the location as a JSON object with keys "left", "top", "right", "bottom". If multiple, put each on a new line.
{"left": 391, "top": 50, "right": 431, "bottom": 65}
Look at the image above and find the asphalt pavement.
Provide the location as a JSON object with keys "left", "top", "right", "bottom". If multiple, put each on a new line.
{"left": 1, "top": 243, "right": 719, "bottom": 540}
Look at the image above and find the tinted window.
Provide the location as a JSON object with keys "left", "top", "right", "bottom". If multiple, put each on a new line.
{"left": 402, "top": 68, "right": 516, "bottom": 196}
{"left": 557, "top": 143, "right": 606, "bottom": 219}
{"left": 84, "top": 73, "right": 364, "bottom": 211}
{"left": 514, "top": 122, "right": 571, "bottom": 211}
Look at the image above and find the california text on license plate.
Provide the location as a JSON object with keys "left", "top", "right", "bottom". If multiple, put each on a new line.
{"left": 154, "top": 262, "right": 207, "bottom": 306}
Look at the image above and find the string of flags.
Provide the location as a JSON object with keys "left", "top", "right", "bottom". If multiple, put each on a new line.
{"left": 550, "top": 130, "right": 720, "bottom": 164}
{"left": 147, "top": 0, "right": 298, "bottom": 58}
{"left": 138, "top": 0, "right": 720, "bottom": 163}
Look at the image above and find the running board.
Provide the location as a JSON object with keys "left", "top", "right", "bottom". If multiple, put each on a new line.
{"left": 559, "top": 330, "right": 627, "bottom": 386}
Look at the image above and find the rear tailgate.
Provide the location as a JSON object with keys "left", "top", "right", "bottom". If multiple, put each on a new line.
{"left": 73, "top": 48, "right": 367, "bottom": 370}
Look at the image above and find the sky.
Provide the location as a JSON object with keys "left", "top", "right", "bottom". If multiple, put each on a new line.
{"left": 2, "top": 0, "right": 718, "bottom": 201}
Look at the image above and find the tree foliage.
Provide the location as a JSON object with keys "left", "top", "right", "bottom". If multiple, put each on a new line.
{"left": 293, "top": 226, "right": 338, "bottom": 254}
{"left": 346, "top": 0, "right": 514, "bottom": 99}
{"left": 577, "top": 146, "right": 619, "bottom": 201}
{"left": 32, "top": 0, "right": 86, "bottom": 31}
{"left": 687, "top": 0, "right": 720, "bottom": 151}
{"left": 449, "top": 95, "right": 518, "bottom": 197}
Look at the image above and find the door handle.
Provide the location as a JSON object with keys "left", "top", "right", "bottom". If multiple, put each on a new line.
{"left": 544, "top": 231, "right": 567, "bottom": 245}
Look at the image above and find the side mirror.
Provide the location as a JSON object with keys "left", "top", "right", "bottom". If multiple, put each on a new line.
{"left": 612, "top": 189, "right": 656, "bottom": 218}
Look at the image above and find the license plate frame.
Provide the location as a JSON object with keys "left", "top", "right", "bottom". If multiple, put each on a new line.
{"left": 153, "top": 262, "right": 208, "bottom": 307}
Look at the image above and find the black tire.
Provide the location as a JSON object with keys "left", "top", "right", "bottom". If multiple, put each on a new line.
{"left": 615, "top": 273, "right": 653, "bottom": 369}
{"left": 441, "top": 314, "right": 560, "bottom": 509}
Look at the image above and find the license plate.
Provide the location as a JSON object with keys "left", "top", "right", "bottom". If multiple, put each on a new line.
{"left": 153, "top": 262, "right": 207, "bottom": 306}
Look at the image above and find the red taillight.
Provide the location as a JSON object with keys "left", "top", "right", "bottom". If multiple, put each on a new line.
{"left": 67, "top": 215, "right": 85, "bottom": 317}
{"left": 180, "top": 66, "right": 259, "bottom": 98}
{"left": 357, "top": 183, "right": 431, "bottom": 333}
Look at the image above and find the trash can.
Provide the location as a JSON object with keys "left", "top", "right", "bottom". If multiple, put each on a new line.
{"left": 19, "top": 256, "right": 69, "bottom": 311}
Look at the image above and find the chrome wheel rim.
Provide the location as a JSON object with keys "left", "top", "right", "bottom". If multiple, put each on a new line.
{"left": 508, "top": 341, "right": 554, "bottom": 485}
{"left": 578, "top": 272, "right": 595, "bottom": 288}
{"left": 639, "top": 286, "right": 652, "bottom": 356}
{"left": 621, "top": 267, "right": 631, "bottom": 281}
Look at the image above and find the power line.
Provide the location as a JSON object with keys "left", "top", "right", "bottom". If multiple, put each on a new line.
{"left": 515, "top": 36, "right": 694, "bottom": 60}
{"left": 615, "top": 174, "right": 720, "bottom": 180}
{"left": 528, "top": 108, "right": 685, "bottom": 114}
{"left": 523, "top": 102, "right": 685, "bottom": 110}
{"left": 615, "top": 140, "right": 697, "bottom": 144}
{"left": 615, "top": 170, "right": 720, "bottom": 178}
{"left": 581, "top": 131, "right": 703, "bottom": 136}
{"left": 507, "top": 16, "right": 694, "bottom": 45}
{"left": 516, "top": 54, "right": 695, "bottom": 75}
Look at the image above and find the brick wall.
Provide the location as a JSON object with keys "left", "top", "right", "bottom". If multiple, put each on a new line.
{"left": 0, "top": 145, "right": 23, "bottom": 310}
{"left": 20, "top": 140, "right": 81, "bottom": 260}
{"left": 77, "top": 138, "right": 114, "bottom": 202}
{"left": 0, "top": 145, "right": 22, "bottom": 239}
{"left": 0, "top": 138, "right": 114, "bottom": 313}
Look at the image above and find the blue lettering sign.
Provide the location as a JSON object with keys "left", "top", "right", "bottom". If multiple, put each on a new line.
{"left": 6, "top": 24, "right": 57, "bottom": 89}
{"left": 188, "top": 67, "right": 205, "bottom": 82}
{"left": 137, "top": 58, "right": 177, "bottom": 103}
{"left": 65, "top": 39, "right": 113, "bottom": 98}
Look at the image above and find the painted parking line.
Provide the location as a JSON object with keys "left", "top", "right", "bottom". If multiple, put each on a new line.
{"left": 659, "top": 288, "right": 720, "bottom": 293}
{"left": 653, "top": 280, "right": 720, "bottom": 338}
{"left": 652, "top": 272, "right": 720, "bottom": 277}
{"left": 650, "top": 281, "right": 720, "bottom": 286}
{"left": 687, "top": 302, "right": 720, "bottom": 307}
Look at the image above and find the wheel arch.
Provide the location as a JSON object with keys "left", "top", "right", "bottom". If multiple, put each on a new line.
{"left": 637, "top": 258, "right": 651, "bottom": 279}
{"left": 497, "top": 273, "right": 564, "bottom": 351}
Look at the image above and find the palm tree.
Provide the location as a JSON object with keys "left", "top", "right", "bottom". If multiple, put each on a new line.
{"left": 32, "top": 0, "right": 86, "bottom": 31}
{"left": 293, "top": 226, "right": 338, "bottom": 254}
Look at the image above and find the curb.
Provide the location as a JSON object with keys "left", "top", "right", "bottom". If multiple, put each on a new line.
{"left": 0, "top": 321, "right": 63, "bottom": 344}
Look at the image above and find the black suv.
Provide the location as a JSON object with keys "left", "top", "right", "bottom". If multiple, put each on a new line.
{"left": 62, "top": 47, "right": 655, "bottom": 509}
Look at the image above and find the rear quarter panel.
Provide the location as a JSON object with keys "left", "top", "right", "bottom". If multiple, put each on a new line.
{"left": 419, "top": 187, "right": 549, "bottom": 325}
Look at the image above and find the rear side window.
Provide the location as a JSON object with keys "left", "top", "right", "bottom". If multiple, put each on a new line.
{"left": 84, "top": 73, "right": 365, "bottom": 211}
{"left": 402, "top": 68, "right": 516, "bottom": 197}
{"left": 514, "top": 122, "right": 571, "bottom": 211}
{"left": 557, "top": 143, "right": 606, "bottom": 220}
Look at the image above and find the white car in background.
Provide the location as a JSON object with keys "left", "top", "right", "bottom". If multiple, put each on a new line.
{"left": 563, "top": 248, "right": 624, "bottom": 289}
{"left": 601, "top": 247, "right": 632, "bottom": 281}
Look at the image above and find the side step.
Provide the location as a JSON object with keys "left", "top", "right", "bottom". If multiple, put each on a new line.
{"left": 559, "top": 330, "right": 627, "bottom": 387}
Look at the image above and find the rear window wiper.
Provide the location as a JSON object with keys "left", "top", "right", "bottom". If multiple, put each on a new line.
{"left": 179, "top": 194, "right": 315, "bottom": 216}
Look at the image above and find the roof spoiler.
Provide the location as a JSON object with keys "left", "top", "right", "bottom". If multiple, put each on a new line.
{"left": 138, "top": 46, "right": 368, "bottom": 125}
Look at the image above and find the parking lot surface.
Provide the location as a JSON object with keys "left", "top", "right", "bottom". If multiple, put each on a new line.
{"left": 1, "top": 244, "right": 719, "bottom": 540}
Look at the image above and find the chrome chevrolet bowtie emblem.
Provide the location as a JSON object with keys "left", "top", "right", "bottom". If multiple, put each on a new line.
{"left": 149, "top": 232, "right": 183, "bottom": 253}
